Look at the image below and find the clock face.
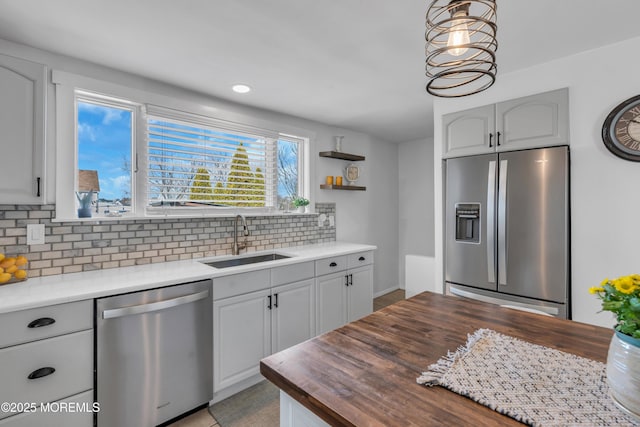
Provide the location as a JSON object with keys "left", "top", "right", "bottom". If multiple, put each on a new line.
{"left": 603, "top": 95, "right": 640, "bottom": 161}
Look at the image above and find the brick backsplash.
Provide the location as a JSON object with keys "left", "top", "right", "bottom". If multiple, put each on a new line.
{"left": 0, "top": 203, "right": 336, "bottom": 278}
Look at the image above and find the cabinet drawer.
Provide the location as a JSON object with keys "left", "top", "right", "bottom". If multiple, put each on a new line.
{"left": 315, "top": 256, "right": 347, "bottom": 276}
{"left": 271, "top": 261, "right": 314, "bottom": 286}
{"left": 347, "top": 251, "right": 374, "bottom": 269}
{"left": 0, "top": 390, "right": 94, "bottom": 427}
{"left": 213, "top": 269, "right": 271, "bottom": 300}
{"left": 0, "top": 300, "right": 92, "bottom": 349}
{"left": 0, "top": 330, "right": 93, "bottom": 420}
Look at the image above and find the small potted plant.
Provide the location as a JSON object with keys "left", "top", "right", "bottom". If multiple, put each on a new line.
{"left": 591, "top": 274, "right": 640, "bottom": 415}
{"left": 292, "top": 196, "right": 310, "bottom": 213}
{"left": 76, "top": 190, "right": 94, "bottom": 218}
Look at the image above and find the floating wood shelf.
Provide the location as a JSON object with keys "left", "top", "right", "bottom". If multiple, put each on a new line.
{"left": 320, "top": 184, "right": 366, "bottom": 191}
{"left": 318, "top": 151, "right": 365, "bottom": 162}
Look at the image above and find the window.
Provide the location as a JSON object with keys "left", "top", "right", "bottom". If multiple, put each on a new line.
{"left": 76, "top": 96, "right": 135, "bottom": 218}
{"left": 277, "top": 137, "right": 301, "bottom": 208}
{"left": 71, "top": 91, "right": 306, "bottom": 219}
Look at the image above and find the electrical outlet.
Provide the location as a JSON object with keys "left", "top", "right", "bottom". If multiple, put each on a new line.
{"left": 27, "top": 224, "right": 45, "bottom": 245}
{"left": 328, "top": 215, "right": 335, "bottom": 227}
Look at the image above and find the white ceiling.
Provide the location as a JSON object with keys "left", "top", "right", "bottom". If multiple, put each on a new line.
{"left": 1, "top": 1, "right": 640, "bottom": 143}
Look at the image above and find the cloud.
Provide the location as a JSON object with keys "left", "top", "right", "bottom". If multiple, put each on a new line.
{"left": 77, "top": 102, "right": 126, "bottom": 125}
{"left": 102, "top": 108, "right": 125, "bottom": 125}
{"left": 77, "top": 123, "right": 96, "bottom": 142}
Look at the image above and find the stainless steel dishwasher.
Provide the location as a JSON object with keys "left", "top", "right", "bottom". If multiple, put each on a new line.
{"left": 96, "top": 280, "right": 212, "bottom": 427}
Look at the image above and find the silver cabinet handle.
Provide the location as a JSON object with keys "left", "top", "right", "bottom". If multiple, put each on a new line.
{"left": 486, "top": 160, "right": 496, "bottom": 284}
{"left": 102, "top": 290, "right": 209, "bottom": 319}
{"left": 449, "top": 285, "right": 558, "bottom": 316}
{"left": 498, "top": 159, "right": 508, "bottom": 286}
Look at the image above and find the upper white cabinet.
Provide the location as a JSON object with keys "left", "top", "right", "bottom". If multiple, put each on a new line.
{"left": 443, "top": 88, "right": 569, "bottom": 158}
{"left": 442, "top": 104, "right": 495, "bottom": 158}
{"left": 0, "top": 54, "right": 46, "bottom": 204}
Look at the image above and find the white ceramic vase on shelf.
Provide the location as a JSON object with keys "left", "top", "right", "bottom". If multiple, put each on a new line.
{"left": 607, "top": 331, "right": 640, "bottom": 419}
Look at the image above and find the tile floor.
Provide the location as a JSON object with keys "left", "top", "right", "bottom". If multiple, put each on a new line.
{"left": 167, "top": 288, "right": 406, "bottom": 427}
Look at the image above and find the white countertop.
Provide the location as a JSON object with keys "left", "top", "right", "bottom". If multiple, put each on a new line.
{"left": 0, "top": 241, "right": 376, "bottom": 314}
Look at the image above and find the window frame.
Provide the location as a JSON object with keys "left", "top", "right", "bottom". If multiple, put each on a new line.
{"left": 53, "top": 70, "right": 310, "bottom": 221}
{"left": 75, "top": 91, "right": 142, "bottom": 219}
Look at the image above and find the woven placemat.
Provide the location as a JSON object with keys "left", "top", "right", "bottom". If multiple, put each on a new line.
{"left": 417, "top": 329, "right": 639, "bottom": 426}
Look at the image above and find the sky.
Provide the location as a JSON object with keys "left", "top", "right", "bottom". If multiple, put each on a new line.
{"left": 77, "top": 101, "right": 132, "bottom": 201}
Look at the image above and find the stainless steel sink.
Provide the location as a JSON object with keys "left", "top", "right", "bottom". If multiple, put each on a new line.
{"left": 202, "top": 253, "right": 290, "bottom": 269}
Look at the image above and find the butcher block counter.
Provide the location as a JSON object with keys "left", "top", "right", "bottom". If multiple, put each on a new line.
{"left": 260, "top": 292, "right": 612, "bottom": 426}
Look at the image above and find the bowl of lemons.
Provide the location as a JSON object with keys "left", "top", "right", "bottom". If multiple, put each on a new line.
{"left": 0, "top": 254, "right": 28, "bottom": 285}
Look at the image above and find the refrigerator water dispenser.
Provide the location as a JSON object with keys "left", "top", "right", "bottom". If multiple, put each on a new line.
{"left": 455, "top": 203, "right": 480, "bottom": 243}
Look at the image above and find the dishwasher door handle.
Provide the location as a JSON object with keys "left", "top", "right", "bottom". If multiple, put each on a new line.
{"left": 102, "top": 290, "right": 210, "bottom": 319}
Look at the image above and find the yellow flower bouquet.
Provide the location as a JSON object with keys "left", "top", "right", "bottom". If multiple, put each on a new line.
{"left": 591, "top": 274, "right": 640, "bottom": 338}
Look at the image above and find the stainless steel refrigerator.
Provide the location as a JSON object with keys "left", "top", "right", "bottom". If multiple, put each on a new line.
{"left": 444, "top": 146, "right": 570, "bottom": 318}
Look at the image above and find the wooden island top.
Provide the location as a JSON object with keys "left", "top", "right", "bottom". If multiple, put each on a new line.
{"left": 260, "top": 292, "right": 613, "bottom": 426}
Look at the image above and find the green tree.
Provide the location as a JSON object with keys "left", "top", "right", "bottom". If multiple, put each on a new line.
{"left": 214, "top": 143, "right": 265, "bottom": 207}
{"left": 189, "top": 167, "right": 213, "bottom": 200}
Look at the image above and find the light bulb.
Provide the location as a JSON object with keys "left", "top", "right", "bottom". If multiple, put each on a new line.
{"left": 447, "top": 10, "right": 470, "bottom": 56}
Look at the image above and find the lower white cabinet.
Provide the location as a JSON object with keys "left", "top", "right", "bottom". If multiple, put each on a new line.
{"left": 280, "top": 391, "right": 329, "bottom": 427}
{"left": 316, "top": 252, "right": 374, "bottom": 335}
{"left": 348, "top": 265, "right": 374, "bottom": 323}
{"left": 0, "top": 301, "right": 93, "bottom": 427}
{"left": 316, "top": 271, "right": 348, "bottom": 334}
{"left": 271, "top": 279, "right": 315, "bottom": 353}
{"left": 212, "top": 251, "right": 373, "bottom": 400}
{"left": 213, "top": 289, "right": 271, "bottom": 392}
{"left": 213, "top": 271, "right": 315, "bottom": 400}
{"left": 0, "top": 390, "right": 94, "bottom": 427}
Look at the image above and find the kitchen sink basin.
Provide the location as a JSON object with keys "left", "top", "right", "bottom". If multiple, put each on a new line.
{"left": 202, "top": 253, "right": 290, "bottom": 269}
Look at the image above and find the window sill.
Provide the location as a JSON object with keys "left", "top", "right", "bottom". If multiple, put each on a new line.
{"left": 52, "top": 210, "right": 318, "bottom": 223}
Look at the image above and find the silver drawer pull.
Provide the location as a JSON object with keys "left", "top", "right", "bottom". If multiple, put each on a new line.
{"left": 102, "top": 290, "right": 210, "bottom": 319}
{"left": 28, "top": 367, "right": 55, "bottom": 380}
{"left": 28, "top": 317, "right": 56, "bottom": 328}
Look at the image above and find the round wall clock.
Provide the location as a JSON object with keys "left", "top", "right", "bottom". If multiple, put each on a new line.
{"left": 602, "top": 95, "right": 640, "bottom": 162}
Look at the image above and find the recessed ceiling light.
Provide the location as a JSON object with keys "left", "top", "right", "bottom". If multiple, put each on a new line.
{"left": 232, "top": 84, "right": 251, "bottom": 94}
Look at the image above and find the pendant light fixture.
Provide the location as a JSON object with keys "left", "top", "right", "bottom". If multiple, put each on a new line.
{"left": 425, "top": 0, "right": 497, "bottom": 98}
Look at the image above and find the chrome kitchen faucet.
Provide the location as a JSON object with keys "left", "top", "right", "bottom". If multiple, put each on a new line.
{"left": 232, "top": 214, "right": 249, "bottom": 255}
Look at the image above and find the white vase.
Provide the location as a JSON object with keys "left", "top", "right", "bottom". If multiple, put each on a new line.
{"left": 607, "top": 331, "right": 640, "bottom": 419}
{"left": 297, "top": 206, "right": 305, "bottom": 213}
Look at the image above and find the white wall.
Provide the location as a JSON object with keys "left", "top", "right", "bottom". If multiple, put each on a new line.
{"left": 398, "top": 137, "right": 434, "bottom": 289}
{"left": 433, "top": 36, "right": 640, "bottom": 327}
{"left": 315, "top": 132, "right": 399, "bottom": 296}
{"left": 0, "top": 38, "right": 399, "bottom": 295}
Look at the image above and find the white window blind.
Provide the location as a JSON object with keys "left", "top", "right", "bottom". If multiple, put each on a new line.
{"left": 145, "top": 107, "right": 277, "bottom": 208}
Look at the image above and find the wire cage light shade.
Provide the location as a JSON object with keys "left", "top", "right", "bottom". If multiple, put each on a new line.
{"left": 425, "top": 0, "right": 497, "bottom": 98}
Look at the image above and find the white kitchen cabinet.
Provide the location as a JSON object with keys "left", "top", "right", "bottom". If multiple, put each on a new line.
{"left": 212, "top": 262, "right": 316, "bottom": 401}
{"left": 0, "top": 301, "right": 93, "bottom": 426}
{"left": 0, "top": 53, "right": 46, "bottom": 204}
{"left": 348, "top": 265, "right": 374, "bottom": 323}
{"left": 496, "top": 88, "right": 569, "bottom": 151}
{"left": 0, "top": 390, "right": 94, "bottom": 427}
{"left": 280, "top": 391, "right": 329, "bottom": 427}
{"left": 316, "top": 271, "right": 348, "bottom": 335}
{"left": 271, "top": 279, "right": 315, "bottom": 353}
{"left": 442, "top": 88, "right": 568, "bottom": 158}
{"left": 213, "top": 289, "right": 271, "bottom": 393}
{"left": 315, "top": 252, "right": 374, "bottom": 335}
{"left": 442, "top": 104, "right": 495, "bottom": 158}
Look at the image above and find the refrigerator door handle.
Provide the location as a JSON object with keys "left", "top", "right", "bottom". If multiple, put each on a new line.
{"left": 498, "top": 159, "right": 508, "bottom": 286}
{"left": 486, "top": 160, "right": 496, "bottom": 284}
